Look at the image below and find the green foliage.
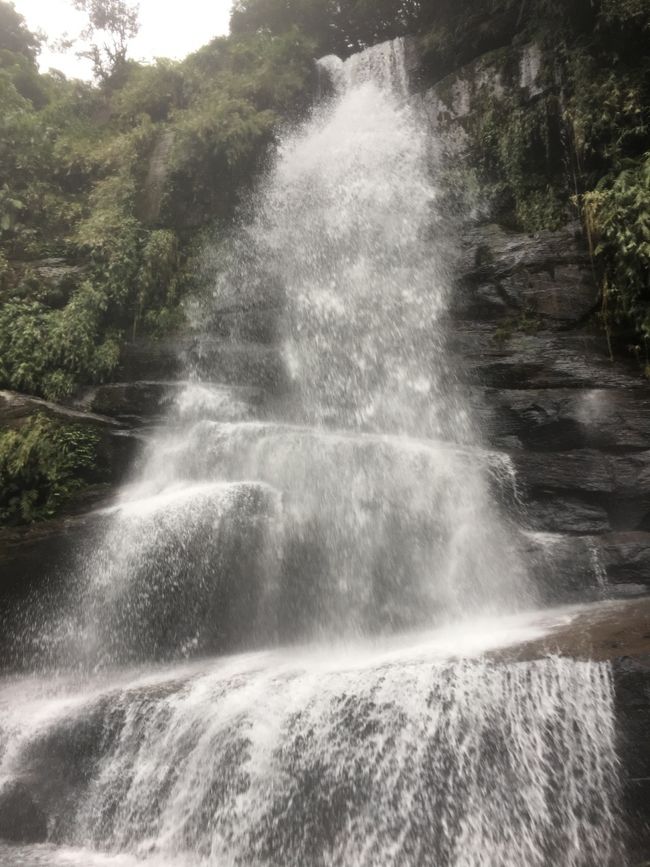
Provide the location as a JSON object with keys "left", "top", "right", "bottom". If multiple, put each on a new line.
{"left": 583, "top": 152, "right": 650, "bottom": 338}
{"left": 0, "top": 1, "right": 41, "bottom": 63}
{"left": 493, "top": 311, "right": 543, "bottom": 344}
{"left": 162, "top": 30, "right": 314, "bottom": 225}
{"left": 0, "top": 414, "right": 104, "bottom": 525}
{"left": 0, "top": 284, "right": 120, "bottom": 400}
{"left": 112, "top": 59, "right": 184, "bottom": 123}
{"left": 472, "top": 92, "right": 568, "bottom": 231}
{"left": 564, "top": 48, "right": 648, "bottom": 174}
{"left": 599, "top": 0, "right": 650, "bottom": 30}
{"left": 556, "top": 2, "right": 650, "bottom": 342}
{"left": 0, "top": 0, "right": 317, "bottom": 411}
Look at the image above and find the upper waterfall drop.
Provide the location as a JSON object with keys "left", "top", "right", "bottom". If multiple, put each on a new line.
{"left": 266, "top": 40, "right": 450, "bottom": 434}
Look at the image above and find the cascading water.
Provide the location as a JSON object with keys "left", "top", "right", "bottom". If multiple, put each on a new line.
{"left": 0, "top": 39, "right": 624, "bottom": 866}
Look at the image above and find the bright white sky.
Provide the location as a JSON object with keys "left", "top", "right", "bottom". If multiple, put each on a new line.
{"left": 13, "top": 0, "right": 234, "bottom": 79}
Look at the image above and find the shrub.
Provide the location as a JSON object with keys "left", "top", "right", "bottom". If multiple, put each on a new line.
{"left": 0, "top": 414, "right": 104, "bottom": 525}
{"left": 583, "top": 152, "right": 650, "bottom": 339}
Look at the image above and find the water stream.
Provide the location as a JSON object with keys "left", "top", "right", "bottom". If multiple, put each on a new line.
{"left": 0, "top": 39, "right": 623, "bottom": 866}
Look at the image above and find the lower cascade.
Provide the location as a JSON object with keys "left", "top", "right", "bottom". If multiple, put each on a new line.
{"left": 0, "top": 39, "right": 626, "bottom": 867}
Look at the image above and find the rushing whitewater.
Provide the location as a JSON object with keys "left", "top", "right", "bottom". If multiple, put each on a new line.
{"left": 0, "top": 39, "right": 623, "bottom": 866}
{"left": 49, "top": 38, "right": 532, "bottom": 667}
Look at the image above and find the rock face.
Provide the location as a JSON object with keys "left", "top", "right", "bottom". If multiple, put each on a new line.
{"left": 0, "top": 780, "right": 47, "bottom": 843}
{"left": 415, "top": 43, "right": 548, "bottom": 159}
{"left": 614, "top": 655, "right": 650, "bottom": 865}
{"left": 451, "top": 219, "right": 650, "bottom": 597}
{"left": 139, "top": 130, "right": 176, "bottom": 225}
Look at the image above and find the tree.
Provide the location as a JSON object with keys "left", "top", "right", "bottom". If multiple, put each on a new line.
{"left": 72, "top": 0, "right": 140, "bottom": 83}
{"left": 229, "top": 0, "right": 424, "bottom": 57}
{"left": 0, "top": 1, "right": 41, "bottom": 63}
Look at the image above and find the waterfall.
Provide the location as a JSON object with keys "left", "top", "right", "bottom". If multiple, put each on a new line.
{"left": 0, "top": 652, "right": 622, "bottom": 867}
{"left": 0, "top": 39, "right": 623, "bottom": 866}
{"left": 34, "top": 38, "right": 533, "bottom": 667}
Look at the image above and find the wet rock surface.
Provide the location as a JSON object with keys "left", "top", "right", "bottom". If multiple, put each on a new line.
{"left": 0, "top": 391, "right": 118, "bottom": 431}
{"left": 0, "top": 502, "right": 111, "bottom": 607}
{"left": 417, "top": 43, "right": 549, "bottom": 158}
{"left": 0, "top": 781, "right": 47, "bottom": 844}
{"left": 490, "top": 596, "right": 650, "bottom": 863}
{"left": 457, "top": 220, "right": 650, "bottom": 594}
{"left": 614, "top": 654, "right": 650, "bottom": 866}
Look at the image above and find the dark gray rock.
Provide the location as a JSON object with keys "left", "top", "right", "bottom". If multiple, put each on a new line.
{"left": 118, "top": 336, "right": 185, "bottom": 381}
{"left": 212, "top": 305, "right": 283, "bottom": 345}
{"left": 452, "top": 222, "right": 599, "bottom": 327}
{"left": 0, "top": 780, "right": 47, "bottom": 843}
{"left": 613, "top": 655, "right": 650, "bottom": 866}
{"left": 139, "top": 130, "right": 175, "bottom": 224}
{"left": 0, "top": 502, "right": 111, "bottom": 604}
{"left": 519, "top": 530, "right": 605, "bottom": 601}
{"left": 188, "top": 340, "right": 288, "bottom": 392}
{"left": 118, "top": 336, "right": 288, "bottom": 393}
{"left": 449, "top": 325, "right": 642, "bottom": 390}
{"left": 481, "top": 388, "right": 650, "bottom": 451}
{"left": 521, "top": 529, "right": 650, "bottom": 599}
{"left": 0, "top": 390, "right": 118, "bottom": 431}
{"left": 502, "top": 264, "right": 598, "bottom": 324}
{"left": 88, "top": 381, "right": 176, "bottom": 420}
{"left": 512, "top": 448, "right": 650, "bottom": 498}
{"left": 86, "top": 380, "right": 266, "bottom": 423}
{"left": 598, "top": 533, "right": 650, "bottom": 587}
{"left": 525, "top": 496, "right": 611, "bottom": 535}
{"left": 459, "top": 222, "right": 589, "bottom": 282}
{"left": 453, "top": 246, "right": 597, "bottom": 330}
